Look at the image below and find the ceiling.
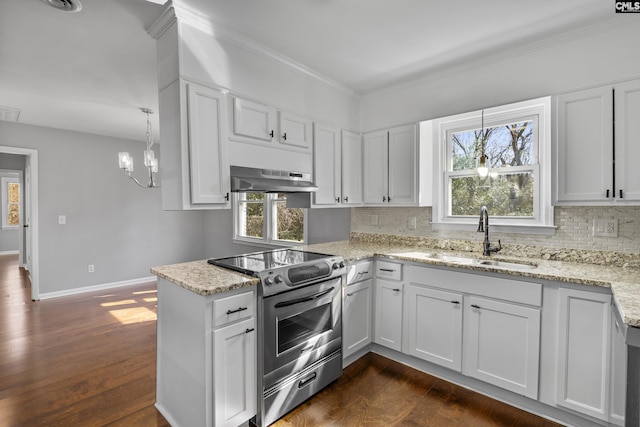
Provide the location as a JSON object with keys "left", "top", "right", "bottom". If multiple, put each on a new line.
{"left": 0, "top": 0, "right": 616, "bottom": 143}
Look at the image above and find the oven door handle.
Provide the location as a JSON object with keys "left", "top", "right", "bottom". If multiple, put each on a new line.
{"left": 274, "top": 287, "right": 335, "bottom": 308}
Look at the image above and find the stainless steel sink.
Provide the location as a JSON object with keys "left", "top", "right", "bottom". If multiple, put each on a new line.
{"left": 390, "top": 252, "right": 537, "bottom": 270}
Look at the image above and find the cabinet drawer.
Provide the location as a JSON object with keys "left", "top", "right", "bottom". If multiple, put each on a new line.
{"left": 213, "top": 290, "right": 255, "bottom": 328}
{"left": 376, "top": 260, "right": 402, "bottom": 281}
{"left": 346, "top": 260, "right": 373, "bottom": 285}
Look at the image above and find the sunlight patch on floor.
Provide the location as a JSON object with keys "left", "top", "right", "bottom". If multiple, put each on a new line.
{"left": 143, "top": 297, "right": 157, "bottom": 303}
{"left": 109, "top": 307, "right": 157, "bottom": 324}
{"left": 100, "top": 299, "right": 137, "bottom": 307}
{"left": 133, "top": 290, "right": 157, "bottom": 295}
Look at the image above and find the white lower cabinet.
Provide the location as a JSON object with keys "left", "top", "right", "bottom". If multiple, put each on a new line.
{"left": 405, "top": 284, "right": 462, "bottom": 371}
{"left": 343, "top": 278, "right": 373, "bottom": 358}
{"left": 610, "top": 308, "right": 627, "bottom": 426}
{"left": 374, "top": 278, "right": 403, "bottom": 352}
{"left": 213, "top": 317, "right": 256, "bottom": 427}
{"left": 556, "top": 287, "right": 612, "bottom": 421}
{"left": 462, "top": 295, "right": 540, "bottom": 399}
{"left": 156, "top": 279, "right": 256, "bottom": 427}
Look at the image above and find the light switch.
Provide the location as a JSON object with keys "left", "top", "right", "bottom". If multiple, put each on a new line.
{"left": 58, "top": 215, "right": 66, "bottom": 225}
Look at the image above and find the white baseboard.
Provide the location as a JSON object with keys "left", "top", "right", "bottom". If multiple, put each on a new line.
{"left": 0, "top": 250, "right": 19, "bottom": 256}
{"left": 38, "top": 276, "right": 157, "bottom": 300}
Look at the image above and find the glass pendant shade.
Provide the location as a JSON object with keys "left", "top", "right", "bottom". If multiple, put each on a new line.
{"left": 118, "top": 152, "right": 133, "bottom": 172}
{"left": 477, "top": 154, "right": 489, "bottom": 177}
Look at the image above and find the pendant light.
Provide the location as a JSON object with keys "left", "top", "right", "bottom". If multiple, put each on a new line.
{"left": 118, "top": 108, "right": 160, "bottom": 188}
{"left": 477, "top": 110, "right": 489, "bottom": 178}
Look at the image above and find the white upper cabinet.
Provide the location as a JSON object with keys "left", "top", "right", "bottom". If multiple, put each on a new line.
{"left": 313, "top": 123, "right": 341, "bottom": 206}
{"left": 279, "top": 110, "right": 313, "bottom": 149}
{"left": 363, "top": 124, "right": 418, "bottom": 206}
{"left": 341, "top": 130, "right": 363, "bottom": 205}
{"left": 313, "top": 127, "right": 362, "bottom": 208}
{"left": 229, "top": 95, "right": 312, "bottom": 153}
{"left": 613, "top": 79, "right": 640, "bottom": 202}
{"left": 158, "top": 80, "right": 230, "bottom": 210}
{"left": 231, "top": 97, "right": 276, "bottom": 142}
{"left": 555, "top": 79, "right": 640, "bottom": 204}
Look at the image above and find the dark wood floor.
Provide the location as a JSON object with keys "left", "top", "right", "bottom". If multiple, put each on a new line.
{"left": 1, "top": 254, "right": 563, "bottom": 427}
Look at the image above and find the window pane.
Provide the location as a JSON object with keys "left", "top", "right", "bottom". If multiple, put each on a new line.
{"left": 450, "top": 172, "right": 534, "bottom": 217}
{"left": 239, "top": 202, "right": 264, "bottom": 238}
{"left": 239, "top": 192, "right": 264, "bottom": 202}
{"left": 274, "top": 198, "right": 304, "bottom": 243}
{"left": 8, "top": 183, "right": 19, "bottom": 204}
{"left": 451, "top": 120, "right": 534, "bottom": 171}
{"left": 8, "top": 204, "right": 19, "bottom": 226}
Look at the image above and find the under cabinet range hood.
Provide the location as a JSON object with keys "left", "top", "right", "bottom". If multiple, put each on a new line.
{"left": 230, "top": 166, "right": 318, "bottom": 193}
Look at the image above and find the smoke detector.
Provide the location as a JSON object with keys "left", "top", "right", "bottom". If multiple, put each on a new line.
{"left": 40, "top": 0, "right": 83, "bottom": 13}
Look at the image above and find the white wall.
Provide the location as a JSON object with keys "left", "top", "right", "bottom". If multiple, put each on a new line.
{"left": 360, "top": 19, "right": 640, "bottom": 131}
{"left": 0, "top": 121, "right": 207, "bottom": 295}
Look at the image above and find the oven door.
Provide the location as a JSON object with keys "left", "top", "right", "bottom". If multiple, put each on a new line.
{"left": 262, "top": 276, "right": 342, "bottom": 388}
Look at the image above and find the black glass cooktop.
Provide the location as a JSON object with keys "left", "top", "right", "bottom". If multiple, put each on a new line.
{"left": 208, "top": 249, "right": 332, "bottom": 276}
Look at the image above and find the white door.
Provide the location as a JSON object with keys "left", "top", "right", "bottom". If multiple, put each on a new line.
{"left": 406, "top": 285, "right": 462, "bottom": 371}
{"left": 313, "top": 123, "right": 341, "bottom": 206}
{"left": 555, "top": 87, "right": 613, "bottom": 203}
{"left": 24, "top": 161, "right": 31, "bottom": 272}
{"left": 187, "top": 83, "right": 230, "bottom": 205}
{"left": 556, "top": 288, "right": 611, "bottom": 421}
{"left": 363, "top": 130, "right": 388, "bottom": 204}
{"left": 463, "top": 296, "right": 540, "bottom": 399}
{"left": 279, "top": 110, "right": 312, "bottom": 149}
{"left": 374, "top": 279, "right": 402, "bottom": 351}
{"left": 213, "top": 317, "right": 256, "bottom": 427}
{"left": 341, "top": 130, "right": 362, "bottom": 205}
{"left": 614, "top": 79, "right": 640, "bottom": 202}
{"left": 388, "top": 124, "right": 417, "bottom": 205}
{"left": 230, "top": 96, "right": 276, "bottom": 142}
{"left": 343, "top": 279, "right": 373, "bottom": 358}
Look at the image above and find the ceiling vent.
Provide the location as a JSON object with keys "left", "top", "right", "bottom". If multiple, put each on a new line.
{"left": 41, "top": 0, "right": 83, "bottom": 13}
{"left": 0, "top": 106, "right": 21, "bottom": 123}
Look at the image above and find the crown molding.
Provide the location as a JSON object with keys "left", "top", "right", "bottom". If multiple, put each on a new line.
{"left": 147, "top": 1, "right": 357, "bottom": 97}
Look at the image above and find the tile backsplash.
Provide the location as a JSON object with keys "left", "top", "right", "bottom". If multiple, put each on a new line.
{"left": 351, "top": 206, "right": 640, "bottom": 254}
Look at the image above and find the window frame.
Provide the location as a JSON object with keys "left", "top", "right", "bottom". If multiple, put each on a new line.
{"left": 233, "top": 192, "right": 308, "bottom": 248}
{"left": 1, "top": 175, "right": 20, "bottom": 230}
{"left": 430, "top": 97, "right": 555, "bottom": 234}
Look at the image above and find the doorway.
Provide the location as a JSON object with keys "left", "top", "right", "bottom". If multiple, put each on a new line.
{"left": 0, "top": 146, "right": 39, "bottom": 300}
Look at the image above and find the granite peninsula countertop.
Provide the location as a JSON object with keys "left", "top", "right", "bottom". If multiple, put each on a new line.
{"left": 151, "top": 239, "right": 640, "bottom": 328}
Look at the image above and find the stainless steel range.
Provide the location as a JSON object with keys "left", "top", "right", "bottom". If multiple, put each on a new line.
{"left": 208, "top": 249, "right": 345, "bottom": 426}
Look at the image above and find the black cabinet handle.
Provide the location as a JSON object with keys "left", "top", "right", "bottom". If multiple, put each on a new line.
{"left": 606, "top": 189, "right": 610, "bottom": 198}
{"left": 225, "top": 192, "right": 229, "bottom": 202}
{"left": 245, "top": 328, "right": 255, "bottom": 334}
{"left": 383, "top": 196, "right": 386, "bottom": 202}
{"left": 227, "top": 306, "right": 248, "bottom": 315}
{"left": 282, "top": 132, "right": 287, "bottom": 141}
{"left": 392, "top": 288, "right": 401, "bottom": 292}
{"left": 344, "top": 196, "right": 349, "bottom": 202}
{"left": 380, "top": 268, "right": 396, "bottom": 272}
{"left": 620, "top": 189, "right": 624, "bottom": 199}
{"left": 471, "top": 304, "right": 481, "bottom": 309}
{"left": 268, "top": 130, "right": 274, "bottom": 138}
{"left": 451, "top": 300, "right": 460, "bottom": 304}
{"left": 346, "top": 292, "right": 354, "bottom": 297}
{"left": 336, "top": 197, "right": 340, "bottom": 203}
{"left": 388, "top": 196, "right": 392, "bottom": 202}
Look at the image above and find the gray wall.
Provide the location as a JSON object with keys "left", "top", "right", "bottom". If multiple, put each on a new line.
{"left": 0, "top": 121, "right": 207, "bottom": 295}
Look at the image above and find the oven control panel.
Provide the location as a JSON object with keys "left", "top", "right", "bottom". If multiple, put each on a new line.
{"left": 259, "top": 257, "right": 345, "bottom": 296}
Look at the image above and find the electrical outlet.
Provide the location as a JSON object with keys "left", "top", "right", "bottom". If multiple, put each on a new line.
{"left": 88, "top": 264, "right": 95, "bottom": 273}
{"left": 58, "top": 215, "right": 66, "bottom": 225}
{"left": 408, "top": 217, "right": 417, "bottom": 230}
{"left": 371, "top": 214, "right": 379, "bottom": 226}
{"left": 593, "top": 219, "right": 618, "bottom": 237}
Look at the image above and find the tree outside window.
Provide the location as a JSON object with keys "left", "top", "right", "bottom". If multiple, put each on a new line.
{"left": 1, "top": 176, "right": 20, "bottom": 229}
{"left": 235, "top": 192, "right": 305, "bottom": 245}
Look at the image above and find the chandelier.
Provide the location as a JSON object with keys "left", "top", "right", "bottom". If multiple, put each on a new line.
{"left": 118, "top": 108, "right": 159, "bottom": 188}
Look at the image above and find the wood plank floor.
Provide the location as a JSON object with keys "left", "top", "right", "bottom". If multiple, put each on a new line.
{"left": 1, "top": 253, "right": 563, "bottom": 427}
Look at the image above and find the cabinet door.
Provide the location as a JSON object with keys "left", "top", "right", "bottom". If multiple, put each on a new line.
{"left": 363, "top": 130, "right": 388, "bottom": 204}
{"left": 614, "top": 79, "right": 640, "bottom": 202}
{"left": 186, "top": 83, "right": 230, "bottom": 205}
{"left": 341, "top": 130, "right": 363, "bottom": 205}
{"left": 388, "top": 124, "right": 417, "bottom": 205}
{"left": 556, "top": 288, "right": 611, "bottom": 421}
{"left": 463, "top": 296, "right": 540, "bottom": 399}
{"left": 213, "top": 317, "right": 256, "bottom": 427}
{"left": 279, "top": 110, "right": 313, "bottom": 149}
{"left": 313, "top": 123, "right": 341, "bottom": 206}
{"left": 374, "top": 279, "right": 402, "bottom": 351}
{"left": 343, "top": 279, "right": 373, "bottom": 358}
{"left": 610, "top": 310, "right": 627, "bottom": 426}
{"left": 406, "top": 285, "right": 462, "bottom": 371}
{"left": 555, "top": 87, "right": 613, "bottom": 203}
{"left": 231, "top": 97, "right": 276, "bottom": 142}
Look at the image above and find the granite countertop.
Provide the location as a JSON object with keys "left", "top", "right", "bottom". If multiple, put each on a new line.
{"left": 151, "top": 239, "right": 640, "bottom": 328}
